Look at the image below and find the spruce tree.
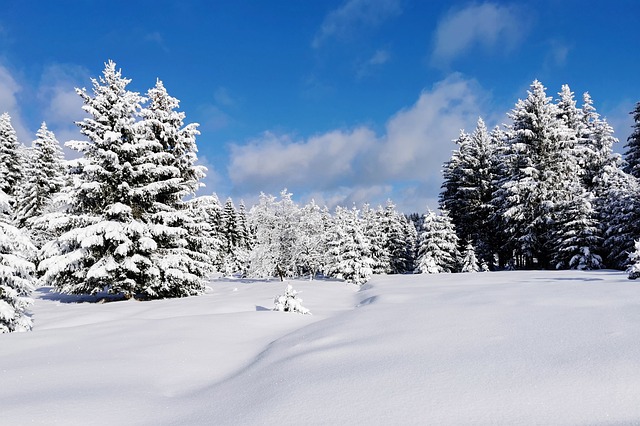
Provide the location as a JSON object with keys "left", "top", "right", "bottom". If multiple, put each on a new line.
{"left": 441, "top": 118, "right": 500, "bottom": 267}
{"left": 327, "top": 206, "right": 373, "bottom": 285}
{"left": 460, "top": 242, "right": 480, "bottom": 273}
{"left": 0, "top": 113, "right": 24, "bottom": 198}
{"left": 14, "top": 123, "right": 66, "bottom": 245}
{"left": 295, "top": 200, "right": 327, "bottom": 279}
{"left": 39, "top": 61, "right": 209, "bottom": 299}
{"left": 416, "top": 210, "right": 460, "bottom": 274}
{"left": 492, "top": 80, "right": 574, "bottom": 268}
{"left": 0, "top": 190, "right": 36, "bottom": 333}
{"left": 624, "top": 101, "right": 640, "bottom": 179}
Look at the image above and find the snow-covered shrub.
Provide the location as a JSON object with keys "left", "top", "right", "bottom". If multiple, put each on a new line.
{"left": 627, "top": 240, "right": 640, "bottom": 280}
{"left": 273, "top": 284, "right": 311, "bottom": 315}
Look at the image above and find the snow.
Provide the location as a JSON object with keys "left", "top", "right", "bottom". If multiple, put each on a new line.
{"left": 2, "top": 270, "right": 640, "bottom": 424}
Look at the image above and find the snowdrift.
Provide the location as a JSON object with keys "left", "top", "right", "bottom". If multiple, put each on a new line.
{"left": 2, "top": 270, "right": 640, "bottom": 425}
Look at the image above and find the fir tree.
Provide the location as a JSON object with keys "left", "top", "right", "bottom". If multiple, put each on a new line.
{"left": 295, "top": 200, "right": 327, "bottom": 279}
{"left": 624, "top": 101, "right": 640, "bottom": 179}
{"left": 460, "top": 242, "right": 480, "bottom": 273}
{"left": 492, "top": 80, "right": 575, "bottom": 268}
{"left": 14, "top": 123, "right": 66, "bottom": 245}
{"left": 39, "top": 61, "right": 209, "bottom": 299}
{"left": 416, "top": 210, "right": 460, "bottom": 274}
{"left": 379, "top": 200, "right": 409, "bottom": 274}
{"left": 441, "top": 118, "right": 501, "bottom": 267}
{"left": 327, "top": 206, "right": 373, "bottom": 285}
{"left": 0, "top": 191, "right": 36, "bottom": 333}
{"left": 0, "top": 113, "right": 24, "bottom": 198}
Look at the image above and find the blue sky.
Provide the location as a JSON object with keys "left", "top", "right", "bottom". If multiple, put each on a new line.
{"left": 0, "top": 0, "right": 638, "bottom": 213}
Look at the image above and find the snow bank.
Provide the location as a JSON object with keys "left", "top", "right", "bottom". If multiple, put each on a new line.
{"left": 2, "top": 271, "right": 640, "bottom": 425}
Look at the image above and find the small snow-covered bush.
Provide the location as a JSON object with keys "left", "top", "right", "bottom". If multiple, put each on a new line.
{"left": 273, "top": 284, "right": 311, "bottom": 315}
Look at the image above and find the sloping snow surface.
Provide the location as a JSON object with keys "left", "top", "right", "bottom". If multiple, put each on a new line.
{"left": 2, "top": 270, "right": 640, "bottom": 425}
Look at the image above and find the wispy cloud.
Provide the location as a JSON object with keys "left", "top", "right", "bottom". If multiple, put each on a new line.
{"left": 0, "top": 64, "right": 31, "bottom": 144}
{"left": 37, "top": 64, "right": 90, "bottom": 155}
{"left": 312, "top": 0, "right": 402, "bottom": 48}
{"left": 431, "top": 2, "right": 529, "bottom": 67}
{"left": 228, "top": 74, "right": 486, "bottom": 212}
{"left": 357, "top": 48, "right": 391, "bottom": 79}
{"left": 144, "top": 31, "right": 169, "bottom": 52}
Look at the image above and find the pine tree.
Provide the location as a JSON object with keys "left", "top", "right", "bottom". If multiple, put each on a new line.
{"left": 440, "top": 119, "right": 501, "bottom": 267}
{"left": 295, "top": 200, "right": 327, "bottom": 279}
{"left": 624, "top": 101, "right": 640, "bottom": 179}
{"left": 14, "top": 123, "right": 66, "bottom": 245}
{"left": 218, "top": 198, "right": 246, "bottom": 276}
{"left": 492, "top": 80, "right": 575, "bottom": 268}
{"left": 460, "top": 242, "right": 480, "bottom": 273}
{"left": 39, "top": 61, "right": 209, "bottom": 299}
{"left": 600, "top": 166, "right": 640, "bottom": 269}
{"left": 379, "top": 200, "right": 409, "bottom": 274}
{"left": 416, "top": 209, "right": 460, "bottom": 274}
{"left": 0, "top": 113, "right": 24, "bottom": 198}
{"left": 248, "top": 190, "right": 300, "bottom": 280}
{"left": 0, "top": 191, "right": 36, "bottom": 333}
{"left": 327, "top": 206, "right": 373, "bottom": 285}
{"left": 361, "top": 203, "right": 387, "bottom": 274}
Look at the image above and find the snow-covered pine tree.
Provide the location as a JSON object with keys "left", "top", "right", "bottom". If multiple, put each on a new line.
{"left": 138, "top": 78, "right": 213, "bottom": 293}
{"left": 460, "top": 242, "right": 480, "bottom": 273}
{"left": 600, "top": 166, "right": 640, "bottom": 269}
{"left": 440, "top": 118, "right": 500, "bottom": 267}
{"left": 185, "top": 194, "right": 222, "bottom": 270}
{"left": 0, "top": 190, "right": 36, "bottom": 333}
{"left": 416, "top": 209, "right": 460, "bottom": 274}
{"left": 295, "top": 200, "right": 327, "bottom": 279}
{"left": 217, "top": 198, "right": 247, "bottom": 276}
{"left": 248, "top": 190, "right": 300, "bottom": 280}
{"left": 551, "top": 187, "right": 602, "bottom": 270}
{"left": 578, "top": 93, "right": 620, "bottom": 194}
{"left": 624, "top": 101, "right": 640, "bottom": 179}
{"left": 14, "top": 122, "right": 66, "bottom": 246}
{"left": 379, "top": 200, "right": 410, "bottom": 274}
{"left": 327, "top": 206, "right": 373, "bottom": 285}
{"left": 361, "top": 203, "right": 387, "bottom": 274}
{"left": 402, "top": 215, "right": 418, "bottom": 273}
{"left": 492, "top": 80, "right": 574, "bottom": 269}
{"left": 0, "top": 113, "right": 24, "bottom": 198}
{"left": 39, "top": 61, "right": 209, "bottom": 299}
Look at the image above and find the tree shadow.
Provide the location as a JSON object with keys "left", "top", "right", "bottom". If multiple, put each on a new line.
{"left": 255, "top": 305, "right": 271, "bottom": 312}
{"left": 35, "top": 286, "right": 127, "bottom": 304}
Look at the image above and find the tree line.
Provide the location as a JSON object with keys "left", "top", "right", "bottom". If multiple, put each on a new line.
{"left": 1, "top": 62, "right": 640, "bottom": 333}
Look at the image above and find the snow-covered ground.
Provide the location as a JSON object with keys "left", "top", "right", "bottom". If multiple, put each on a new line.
{"left": 2, "top": 270, "right": 640, "bottom": 425}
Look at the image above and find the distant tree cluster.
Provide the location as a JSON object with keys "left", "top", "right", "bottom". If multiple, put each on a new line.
{"left": 3, "top": 63, "right": 640, "bottom": 333}
{"left": 441, "top": 81, "right": 640, "bottom": 274}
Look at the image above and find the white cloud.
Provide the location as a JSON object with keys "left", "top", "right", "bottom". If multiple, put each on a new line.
{"left": 227, "top": 74, "right": 486, "bottom": 212}
{"left": 229, "top": 127, "right": 377, "bottom": 194}
{"left": 313, "top": 0, "right": 402, "bottom": 48}
{"left": 378, "top": 74, "right": 485, "bottom": 178}
{"left": 37, "top": 64, "right": 90, "bottom": 157}
{"left": 431, "top": 2, "right": 528, "bottom": 67}
{"left": 0, "top": 64, "right": 31, "bottom": 144}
